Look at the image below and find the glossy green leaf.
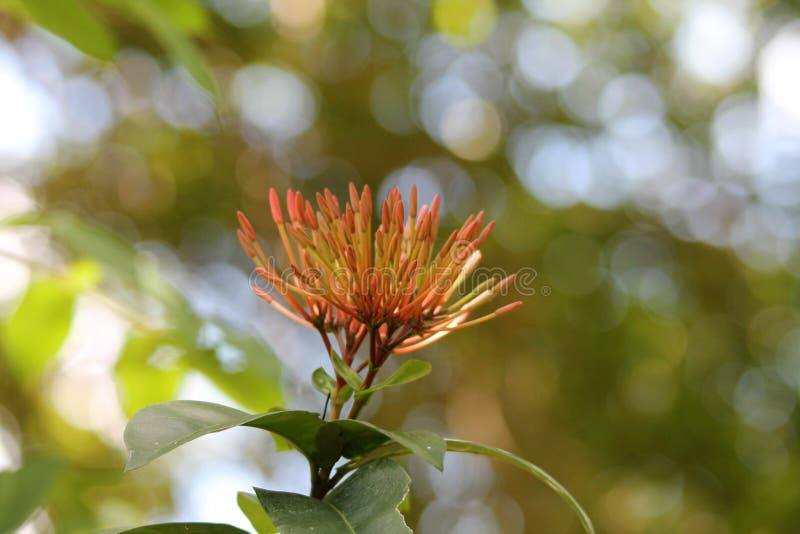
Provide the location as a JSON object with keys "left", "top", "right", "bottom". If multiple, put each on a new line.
{"left": 325, "top": 459, "right": 411, "bottom": 534}
{"left": 255, "top": 489, "right": 353, "bottom": 534}
{"left": 341, "top": 439, "right": 595, "bottom": 534}
{"left": 354, "top": 359, "right": 432, "bottom": 399}
{"left": 332, "top": 421, "right": 445, "bottom": 471}
{"left": 1, "top": 262, "right": 98, "bottom": 385}
{"left": 312, "top": 366, "right": 336, "bottom": 395}
{"left": 117, "top": 523, "right": 250, "bottom": 533}
{"left": 330, "top": 350, "right": 362, "bottom": 391}
{"left": 124, "top": 400, "right": 444, "bottom": 473}
{"left": 237, "top": 492, "right": 276, "bottom": 534}
{"left": 313, "top": 423, "right": 347, "bottom": 469}
{"left": 17, "top": 0, "right": 116, "bottom": 59}
{"left": 115, "top": 332, "right": 186, "bottom": 417}
{"left": 255, "top": 460, "right": 411, "bottom": 534}
{"left": 0, "top": 456, "right": 62, "bottom": 533}
{"left": 124, "top": 401, "right": 324, "bottom": 470}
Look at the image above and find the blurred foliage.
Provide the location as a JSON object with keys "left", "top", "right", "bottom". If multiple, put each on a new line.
{"left": 0, "top": 456, "right": 61, "bottom": 532}
{"left": 0, "top": 0, "right": 799, "bottom": 533}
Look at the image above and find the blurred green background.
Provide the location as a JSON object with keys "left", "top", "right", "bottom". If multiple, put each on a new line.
{"left": 1, "top": 0, "right": 800, "bottom": 532}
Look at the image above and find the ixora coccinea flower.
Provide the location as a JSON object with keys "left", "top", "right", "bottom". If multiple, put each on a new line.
{"left": 237, "top": 183, "right": 522, "bottom": 418}
{"left": 117, "top": 183, "right": 594, "bottom": 534}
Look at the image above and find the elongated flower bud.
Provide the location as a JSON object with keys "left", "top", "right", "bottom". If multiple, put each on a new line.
{"left": 237, "top": 211, "right": 257, "bottom": 241}
{"left": 269, "top": 188, "right": 283, "bottom": 224}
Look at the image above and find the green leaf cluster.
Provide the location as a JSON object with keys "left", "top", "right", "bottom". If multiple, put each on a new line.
{"left": 123, "top": 400, "right": 445, "bottom": 472}
{"left": 255, "top": 459, "right": 411, "bottom": 534}
{"left": 121, "top": 400, "right": 594, "bottom": 533}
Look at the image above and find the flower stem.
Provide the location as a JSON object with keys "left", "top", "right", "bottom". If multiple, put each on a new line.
{"left": 310, "top": 466, "right": 332, "bottom": 499}
{"left": 346, "top": 365, "right": 377, "bottom": 419}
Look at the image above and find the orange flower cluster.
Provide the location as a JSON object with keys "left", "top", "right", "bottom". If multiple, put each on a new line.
{"left": 237, "top": 183, "right": 520, "bottom": 367}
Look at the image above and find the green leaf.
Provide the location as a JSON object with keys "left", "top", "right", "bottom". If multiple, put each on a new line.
{"left": 312, "top": 366, "right": 336, "bottom": 395}
{"left": 121, "top": 1, "right": 218, "bottom": 99}
{"left": 332, "top": 421, "right": 445, "bottom": 471}
{"left": 330, "top": 350, "right": 362, "bottom": 391}
{"left": 8, "top": 212, "right": 283, "bottom": 413}
{"left": 1, "top": 262, "right": 98, "bottom": 385}
{"left": 334, "top": 385, "right": 353, "bottom": 406}
{"left": 313, "top": 423, "right": 347, "bottom": 469}
{"left": 124, "top": 401, "right": 324, "bottom": 470}
{"left": 116, "top": 523, "right": 250, "bottom": 533}
{"left": 115, "top": 332, "right": 186, "bottom": 417}
{"left": 139, "top": 0, "right": 209, "bottom": 35}
{"left": 398, "top": 491, "right": 411, "bottom": 514}
{"left": 237, "top": 492, "right": 276, "bottom": 534}
{"left": 17, "top": 0, "right": 116, "bottom": 59}
{"left": 255, "top": 460, "right": 411, "bottom": 534}
{"left": 254, "top": 489, "right": 354, "bottom": 534}
{"left": 325, "top": 459, "right": 411, "bottom": 534}
{"left": 355, "top": 359, "right": 431, "bottom": 400}
{"left": 445, "top": 440, "right": 594, "bottom": 533}
{"left": 0, "top": 456, "right": 62, "bottom": 533}
{"left": 341, "top": 439, "right": 595, "bottom": 534}
{"left": 124, "top": 400, "right": 444, "bottom": 475}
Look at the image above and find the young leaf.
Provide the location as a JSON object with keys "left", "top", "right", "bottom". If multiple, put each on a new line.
{"left": 312, "top": 367, "right": 336, "bottom": 395}
{"left": 334, "top": 385, "right": 353, "bottom": 405}
{"left": 237, "top": 492, "right": 276, "bottom": 534}
{"left": 254, "top": 489, "right": 354, "bottom": 534}
{"left": 329, "top": 350, "right": 362, "bottom": 391}
{"left": 354, "top": 359, "right": 431, "bottom": 399}
{"left": 17, "top": 0, "right": 116, "bottom": 60}
{"left": 0, "top": 456, "right": 62, "bottom": 533}
{"left": 124, "top": 401, "right": 324, "bottom": 470}
{"left": 325, "top": 459, "right": 411, "bottom": 534}
{"left": 116, "top": 523, "right": 250, "bottom": 533}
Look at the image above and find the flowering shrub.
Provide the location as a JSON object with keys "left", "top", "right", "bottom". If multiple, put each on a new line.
{"left": 118, "top": 184, "right": 594, "bottom": 533}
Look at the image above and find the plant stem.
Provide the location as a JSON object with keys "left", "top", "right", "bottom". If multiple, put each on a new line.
{"left": 316, "top": 326, "right": 343, "bottom": 421}
{"left": 344, "top": 326, "right": 380, "bottom": 419}
{"left": 328, "top": 397, "right": 341, "bottom": 420}
{"left": 310, "top": 466, "right": 331, "bottom": 499}
{"left": 346, "top": 365, "right": 377, "bottom": 419}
